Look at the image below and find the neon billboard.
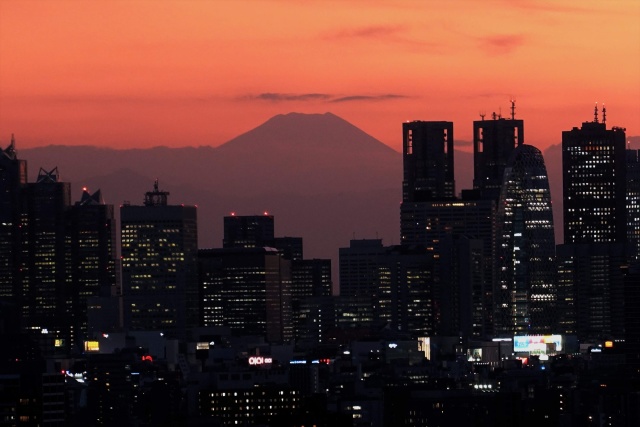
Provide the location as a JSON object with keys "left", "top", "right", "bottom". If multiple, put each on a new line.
{"left": 513, "top": 335, "right": 563, "bottom": 353}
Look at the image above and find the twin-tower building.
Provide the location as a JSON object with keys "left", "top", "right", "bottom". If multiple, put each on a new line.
{"left": 398, "top": 103, "right": 636, "bottom": 341}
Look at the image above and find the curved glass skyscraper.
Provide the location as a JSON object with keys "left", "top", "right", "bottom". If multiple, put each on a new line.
{"left": 494, "top": 144, "right": 557, "bottom": 336}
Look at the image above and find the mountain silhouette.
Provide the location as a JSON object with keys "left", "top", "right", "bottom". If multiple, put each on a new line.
{"left": 23, "top": 113, "right": 574, "bottom": 289}
{"left": 20, "top": 113, "right": 405, "bottom": 287}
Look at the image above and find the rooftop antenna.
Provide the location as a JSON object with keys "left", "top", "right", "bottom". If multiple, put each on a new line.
{"left": 498, "top": 107, "right": 502, "bottom": 119}
{"left": 479, "top": 112, "right": 486, "bottom": 121}
{"left": 602, "top": 103, "right": 607, "bottom": 124}
{"left": 492, "top": 111, "right": 497, "bottom": 120}
{"left": 6, "top": 134, "right": 16, "bottom": 157}
{"left": 510, "top": 99, "right": 516, "bottom": 120}
{"left": 594, "top": 102, "right": 599, "bottom": 123}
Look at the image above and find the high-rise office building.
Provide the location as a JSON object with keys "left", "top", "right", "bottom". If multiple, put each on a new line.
{"left": 67, "top": 188, "right": 118, "bottom": 346}
{"left": 402, "top": 121, "right": 455, "bottom": 202}
{"left": 556, "top": 243, "right": 626, "bottom": 340}
{"left": 558, "top": 108, "right": 628, "bottom": 340}
{"left": 473, "top": 106, "right": 524, "bottom": 201}
{"left": 400, "top": 115, "right": 497, "bottom": 339}
{"left": 339, "top": 239, "right": 434, "bottom": 336}
{"left": 627, "top": 149, "right": 640, "bottom": 266}
{"left": 121, "top": 181, "right": 198, "bottom": 337}
{"left": 223, "top": 214, "right": 274, "bottom": 249}
{"left": 18, "top": 168, "right": 71, "bottom": 344}
{"left": 494, "top": 145, "right": 556, "bottom": 336}
{"left": 0, "top": 136, "right": 27, "bottom": 303}
{"left": 401, "top": 198, "right": 495, "bottom": 338}
{"left": 562, "top": 109, "right": 627, "bottom": 244}
{"left": 198, "top": 247, "right": 293, "bottom": 342}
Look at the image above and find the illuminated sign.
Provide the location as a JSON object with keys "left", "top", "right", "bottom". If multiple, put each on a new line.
{"left": 196, "top": 342, "right": 210, "bottom": 350}
{"left": 604, "top": 341, "right": 613, "bottom": 348}
{"left": 513, "top": 335, "right": 563, "bottom": 353}
{"left": 141, "top": 355, "right": 153, "bottom": 362}
{"left": 468, "top": 348, "right": 483, "bottom": 361}
{"left": 54, "top": 339, "right": 64, "bottom": 348}
{"left": 388, "top": 343, "right": 398, "bottom": 349}
{"left": 248, "top": 356, "right": 273, "bottom": 365}
{"left": 84, "top": 341, "right": 99, "bottom": 352}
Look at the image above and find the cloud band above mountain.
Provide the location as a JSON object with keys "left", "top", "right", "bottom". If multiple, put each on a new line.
{"left": 244, "top": 92, "right": 408, "bottom": 103}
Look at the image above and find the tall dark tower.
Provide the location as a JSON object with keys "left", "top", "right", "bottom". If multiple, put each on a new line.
{"left": 626, "top": 149, "right": 640, "bottom": 266}
{"left": 19, "top": 168, "right": 71, "bottom": 342}
{"left": 557, "top": 107, "right": 628, "bottom": 341}
{"left": 562, "top": 108, "right": 626, "bottom": 244}
{"left": 473, "top": 104, "right": 524, "bottom": 201}
{"left": 121, "top": 181, "right": 198, "bottom": 337}
{"left": 67, "top": 188, "right": 118, "bottom": 347}
{"left": 494, "top": 145, "right": 556, "bottom": 336}
{"left": 402, "top": 121, "right": 455, "bottom": 202}
{"left": 0, "top": 135, "right": 27, "bottom": 304}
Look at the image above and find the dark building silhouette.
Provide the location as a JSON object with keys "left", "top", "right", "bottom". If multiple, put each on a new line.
{"left": 223, "top": 213, "right": 274, "bottom": 249}
{"left": 0, "top": 141, "right": 118, "bottom": 351}
{"left": 402, "top": 121, "right": 455, "bottom": 202}
{"left": 562, "top": 109, "right": 627, "bottom": 244}
{"left": 473, "top": 105, "right": 524, "bottom": 201}
{"left": 437, "top": 235, "right": 486, "bottom": 338}
{"left": 627, "top": 149, "right": 640, "bottom": 266}
{"left": 558, "top": 108, "right": 629, "bottom": 341}
{"left": 198, "top": 247, "right": 293, "bottom": 342}
{"left": 121, "top": 181, "right": 198, "bottom": 337}
{"left": 401, "top": 198, "right": 495, "bottom": 338}
{"left": 339, "top": 239, "right": 435, "bottom": 336}
{"left": 66, "top": 188, "right": 118, "bottom": 346}
{"left": 556, "top": 243, "right": 626, "bottom": 340}
{"left": 18, "top": 167, "right": 71, "bottom": 346}
{"left": 0, "top": 136, "right": 27, "bottom": 311}
{"left": 494, "top": 145, "right": 557, "bottom": 336}
{"left": 291, "top": 258, "right": 331, "bottom": 342}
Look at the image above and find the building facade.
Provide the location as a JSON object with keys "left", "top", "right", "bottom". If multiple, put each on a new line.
{"left": 473, "top": 110, "right": 524, "bottom": 201}
{"left": 121, "top": 181, "right": 198, "bottom": 337}
{"left": 402, "top": 121, "right": 455, "bottom": 202}
{"left": 494, "top": 145, "right": 557, "bottom": 336}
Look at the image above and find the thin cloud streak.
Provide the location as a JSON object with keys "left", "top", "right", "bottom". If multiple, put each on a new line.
{"left": 478, "top": 34, "right": 527, "bottom": 55}
{"left": 330, "top": 94, "right": 408, "bottom": 103}
{"left": 243, "top": 93, "right": 409, "bottom": 104}
{"left": 325, "top": 24, "right": 443, "bottom": 52}
{"left": 250, "top": 93, "right": 332, "bottom": 102}
{"left": 329, "top": 25, "right": 404, "bottom": 40}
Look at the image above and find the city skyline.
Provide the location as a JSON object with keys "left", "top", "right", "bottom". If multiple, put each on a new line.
{"left": 1, "top": 0, "right": 639, "bottom": 152}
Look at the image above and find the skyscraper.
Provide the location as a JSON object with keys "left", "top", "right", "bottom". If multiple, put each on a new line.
{"left": 67, "top": 188, "right": 118, "bottom": 346}
{"left": 473, "top": 106, "right": 524, "bottom": 201}
{"left": 402, "top": 121, "right": 455, "bottom": 202}
{"left": 562, "top": 108, "right": 627, "bottom": 244}
{"left": 558, "top": 107, "right": 628, "bottom": 340}
{"left": 18, "top": 168, "right": 71, "bottom": 343}
{"left": 339, "top": 239, "right": 434, "bottom": 336}
{"left": 400, "top": 199, "right": 495, "bottom": 338}
{"left": 494, "top": 145, "right": 556, "bottom": 336}
{"left": 198, "top": 247, "right": 293, "bottom": 342}
{"left": 121, "top": 181, "right": 198, "bottom": 337}
{"left": 0, "top": 136, "right": 27, "bottom": 303}
{"left": 627, "top": 149, "right": 640, "bottom": 266}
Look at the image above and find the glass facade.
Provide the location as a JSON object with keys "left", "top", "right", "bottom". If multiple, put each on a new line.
{"left": 494, "top": 145, "right": 557, "bottom": 335}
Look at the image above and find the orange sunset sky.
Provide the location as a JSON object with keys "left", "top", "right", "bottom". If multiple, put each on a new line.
{"left": 0, "top": 0, "right": 639, "bottom": 153}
